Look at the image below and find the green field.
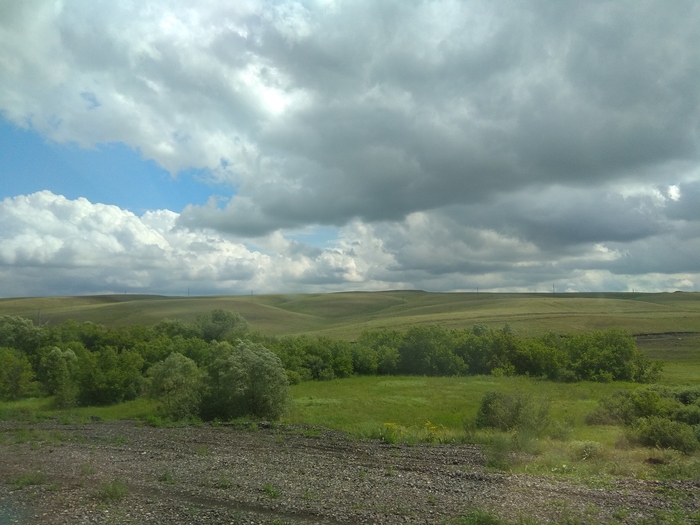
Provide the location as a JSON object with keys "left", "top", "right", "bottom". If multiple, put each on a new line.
{"left": 2, "top": 291, "right": 700, "bottom": 482}
{"left": 3, "top": 291, "right": 700, "bottom": 338}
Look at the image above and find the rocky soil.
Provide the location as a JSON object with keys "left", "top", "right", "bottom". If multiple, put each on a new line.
{"left": 1, "top": 420, "right": 698, "bottom": 524}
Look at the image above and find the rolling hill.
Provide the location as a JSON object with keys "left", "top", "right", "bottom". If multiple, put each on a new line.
{"left": 1, "top": 291, "right": 699, "bottom": 339}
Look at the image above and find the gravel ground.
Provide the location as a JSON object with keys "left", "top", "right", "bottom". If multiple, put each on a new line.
{"left": 1, "top": 420, "right": 698, "bottom": 524}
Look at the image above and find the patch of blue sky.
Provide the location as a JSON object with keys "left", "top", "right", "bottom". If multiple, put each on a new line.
{"left": 0, "top": 117, "right": 225, "bottom": 214}
{"left": 286, "top": 225, "right": 340, "bottom": 248}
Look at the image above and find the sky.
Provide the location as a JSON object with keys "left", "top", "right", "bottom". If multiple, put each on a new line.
{"left": 1, "top": 0, "right": 700, "bottom": 298}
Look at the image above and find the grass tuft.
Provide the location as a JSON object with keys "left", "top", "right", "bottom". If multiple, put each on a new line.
{"left": 262, "top": 483, "right": 280, "bottom": 498}
{"left": 11, "top": 472, "right": 47, "bottom": 490}
{"left": 93, "top": 480, "right": 129, "bottom": 503}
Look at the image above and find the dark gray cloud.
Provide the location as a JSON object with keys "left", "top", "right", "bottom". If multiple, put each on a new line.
{"left": 167, "top": 0, "right": 700, "bottom": 236}
{"left": 1, "top": 1, "right": 700, "bottom": 294}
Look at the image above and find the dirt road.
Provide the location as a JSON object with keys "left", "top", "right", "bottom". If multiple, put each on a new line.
{"left": 1, "top": 420, "right": 698, "bottom": 524}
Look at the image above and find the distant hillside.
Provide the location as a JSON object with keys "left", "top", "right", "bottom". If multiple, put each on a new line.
{"left": 1, "top": 291, "right": 699, "bottom": 339}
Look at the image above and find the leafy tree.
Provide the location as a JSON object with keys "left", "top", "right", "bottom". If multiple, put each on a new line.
{"left": 356, "top": 329, "right": 402, "bottom": 375}
{"left": 39, "top": 347, "right": 80, "bottom": 408}
{"left": 586, "top": 386, "right": 683, "bottom": 426}
{"left": 352, "top": 344, "right": 378, "bottom": 375}
{"left": 147, "top": 352, "right": 203, "bottom": 420}
{"left": 0, "top": 316, "right": 45, "bottom": 368}
{"left": 195, "top": 309, "right": 249, "bottom": 342}
{"left": 323, "top": 337, "right": 354, "bottom": 378}
{"left": 51, "top": 320, "right": 106, "bottom": 351}
{"left": 267, "top": 336, "right": 311, "bottom": 380}
{"left": 398, "top": 326, "right": 466, "bottom": 376}
{"left": 201, "top": 340, "right": 290, "bottom": 421}
{"left": 0, "top": 347, "right": 36, "bottom": 400}
{"left": 153, "top": 318, "right": 199, "bottom": 340}
{"left": 454, "top": 331, "right": 493, "bottom": 375}
{"left": 357, "top": 329, "right": 403, "bottom": 352}
{"left": 376, "top": 345, "right": 400, "bottom": 374}
{"left": 77, "top": 347, "right": 144, "bottom": 405}
{"left": 511, "top": 338, "right": 568, "bottom": 379}
{"left": 564, "top": 329, "right": 658, "bottom": 382}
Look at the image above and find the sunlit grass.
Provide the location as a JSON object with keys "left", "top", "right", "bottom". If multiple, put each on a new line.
{"left": 284, "top": 375, "right": 636, "bottom": 441}
{"left": 282, "top": 374, "right": 700, "bottom": 481}
{"left": 0, "top": 396, "right": 158, "bottom": 421}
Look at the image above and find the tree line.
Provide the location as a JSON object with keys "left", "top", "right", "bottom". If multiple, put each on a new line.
{"left": 0, "top": 310, "right": 662, "bottom": 420}
{"left": 265, "top": 323, "right": 661, "bottom": 384}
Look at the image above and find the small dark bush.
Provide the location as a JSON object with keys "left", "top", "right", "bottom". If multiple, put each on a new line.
{"left": 585, "top": 387, "right": 682, "bottom": 426}
{"left": 630, "top": 416, "right": 700, "bottom": 455}
{"left": 673, "top": 387, "right": 700, "bottom": 406}
{"left": 475, "top": 391, "right": 549, "bottom": 434}
{"left": 674, "top": 404, "right": 700, "bottom": 426}
{"left": 93, "top": 480, "right": 129, "bottom": 503}
{"left": 553, "top": 368, "right": 579, "bottom": 383}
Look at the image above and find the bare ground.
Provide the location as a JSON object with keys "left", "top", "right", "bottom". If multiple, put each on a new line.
{"left": 1, "top": 420, "right": 698, "bottom": 524}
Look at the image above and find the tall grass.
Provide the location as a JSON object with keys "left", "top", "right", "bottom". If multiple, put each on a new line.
{"left": 285, "top": 375, "right": 634, "bottom": 444}
{"left": 285, "top": 375, "right": 700, "bottom": 481}
{"left": 0, "top": 396, "right": 158, "bottom": 421}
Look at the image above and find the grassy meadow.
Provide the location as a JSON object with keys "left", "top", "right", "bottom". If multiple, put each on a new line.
{"left": 2, "top": 291, "right": 700, "bottom": 481}
{"left": 2, "top": 290, "right": 700, "bottom": 338}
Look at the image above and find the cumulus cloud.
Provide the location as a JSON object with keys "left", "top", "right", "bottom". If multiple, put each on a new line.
{"left": 1, "top": 1, "right": 699, "bottom": 294}
{"left": 0, "top": 192, "right": 392, "bottom": 296}
{"left": 1, "top": 191, "right": 699, "bottom": 296}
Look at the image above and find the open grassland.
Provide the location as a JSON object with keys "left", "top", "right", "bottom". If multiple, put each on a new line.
{"left": 5, "top": 370, "right": 700, "bottom": 484}
{"left": 2, "top": 291, "right": 700, "bottom": 338}
{"left": 288, "top": 375, "right": 621, "bottom": 441}
{"left": 2, "top": 291, "right": 700, "bottom": 489}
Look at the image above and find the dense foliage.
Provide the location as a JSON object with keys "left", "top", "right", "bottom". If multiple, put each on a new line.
{"left": 587, "top": 385, "right": 700, "bottom": 453}
{"left": 266, "top": 324, "right": 661, "bottom": 384}
{"left": 0, "top": 312, "right": 662, "bottom": 420}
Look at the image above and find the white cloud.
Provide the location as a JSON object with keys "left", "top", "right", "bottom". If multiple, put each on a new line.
{"left": 1, "top": 1, "right": 700, "bottom": 295}
{"left": 0, "top": 192, "right": 699, "bottom": 296}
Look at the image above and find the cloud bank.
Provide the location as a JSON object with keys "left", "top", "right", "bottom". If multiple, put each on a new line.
{"left": 1, "top": 1, "right": 699, "bottom": 295}
{"left": 1, "top": 189, "right": 698, "bottom": 296}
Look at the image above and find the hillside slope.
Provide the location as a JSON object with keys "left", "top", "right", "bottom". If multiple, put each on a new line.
{"left": 1, "top": 291, "right": 699, "bottom": 338}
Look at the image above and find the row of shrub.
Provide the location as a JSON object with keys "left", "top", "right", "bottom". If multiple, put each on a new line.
{"left": 587, "top": 386, "right": 700, "bottom": 454}
{"left": 266, "top": 324, "right": 662, "bottom": 384}
{"left": 470, "top": 386, "right": 700, "bottom": 458}
{"left": 0, "top": 311, "right": 291, "bottom": 420}
{"left": 0, "top": 311, "right": 662, "bottom": 416}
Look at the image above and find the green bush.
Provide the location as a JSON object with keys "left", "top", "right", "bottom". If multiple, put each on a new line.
{"left": 77, "top": 347, "right": 144, "bottom": 405}
{"left": 475, "top": 391, "right": 550, "bottom": 435}
{"left": 630, "top": 416, "right": 700, "bottom": 455}
{"left": 569, "top": 440, "right": 603, "bottom": 461}
{"left": 93, "top": 480, "right": 129, "bottom": 503}
{"left": 674, "top": 387, "right": 700, "bottom": 406}
{"left": 674, "top": 404, "right": 700, "bottom": 426}
{"left": 586, "top": 387, "right": 682, "bottom": 426}
{"left": 39, "top": 347, "right": 79, "bottom": 408}
{"left": 194, "top": 309, "right": 249, "bottom": 343}
{"left": 0, "top": 347, "right": 37, "bottom": 400}
{"left": 147, "top": 352, "right": 203, "bottom": 420}
{"left": 485, "top": 433, "right": 513, "bottom": 470}
{"left": 200, "top": 340, "right": 290, "bottom": 421}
